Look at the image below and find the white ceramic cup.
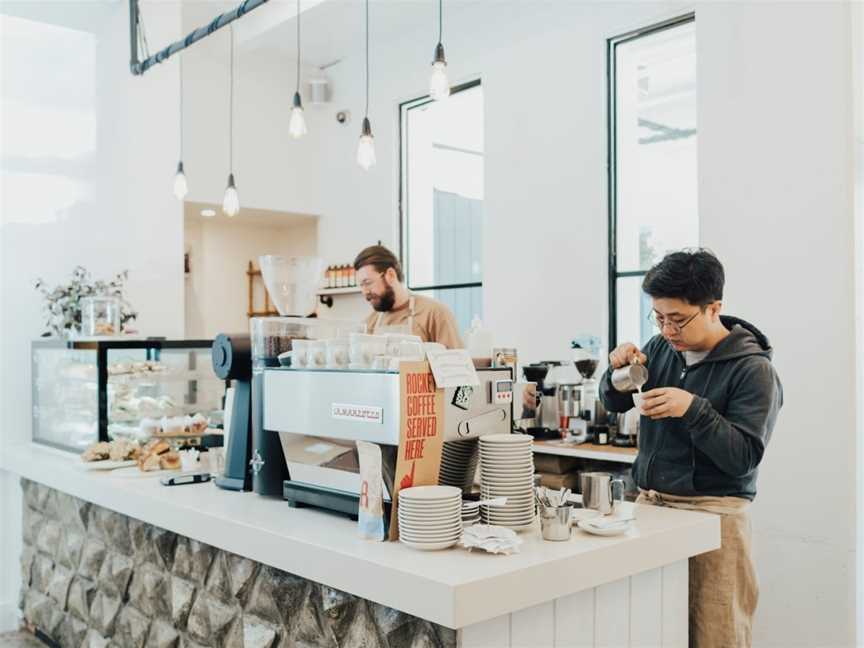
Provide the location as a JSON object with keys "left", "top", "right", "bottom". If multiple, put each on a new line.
{"left": 632, "top": 392, "right": 644, "bottom": 412}
{"left": 326, "top": 339, "right": 349, "bottom": 368}
{"left": 308, "top": 340, "right": 327, "bottom": 368}
{"left": 291, "top": 340, "right": 309, "bottom": 368}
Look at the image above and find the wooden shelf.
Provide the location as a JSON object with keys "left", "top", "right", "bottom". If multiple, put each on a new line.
{"left": 533, "top": 440, "right": 638, "bottom": 464}
{"left": 318, "top": 287, "right": 362, "bottom": 307}
{"left": 317, "top": 287, "right": 362, "bottom": 295}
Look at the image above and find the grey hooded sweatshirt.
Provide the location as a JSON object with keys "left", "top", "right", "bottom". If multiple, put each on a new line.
{"left": 599, "top": 316, "right": 783, "bottom": 500}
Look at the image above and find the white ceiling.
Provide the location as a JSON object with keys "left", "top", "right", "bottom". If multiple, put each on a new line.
{"left": 240, "top": 0, "right": 440, "bottom": 67}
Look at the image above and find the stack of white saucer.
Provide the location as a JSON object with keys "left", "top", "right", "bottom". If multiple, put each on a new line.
{"left": 398, "top": 486, "right": 463, "bottom": 550}
{"left": 461, "top": 500, "right": 481, "bottom": 526}
{"left": 439, "top": 440, "right": 479, "bottom": 492}
{"left": 479, "top": 434, "right": 536, "bottom": 530}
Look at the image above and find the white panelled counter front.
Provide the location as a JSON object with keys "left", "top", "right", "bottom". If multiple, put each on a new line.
{"left": 2, "top": 443, "right": 720, "bottom": 647}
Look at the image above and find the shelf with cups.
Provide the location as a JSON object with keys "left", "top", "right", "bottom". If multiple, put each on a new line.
{"left": 317, "top": 287, "right": 363, "bottom": 308}
{"left": 532, "top": 440, "right": 638, "bottom": 464}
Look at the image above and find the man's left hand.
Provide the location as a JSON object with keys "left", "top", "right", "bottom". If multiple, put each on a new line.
{"left": 639, "top": 387, "right": 695, "bottom": 419}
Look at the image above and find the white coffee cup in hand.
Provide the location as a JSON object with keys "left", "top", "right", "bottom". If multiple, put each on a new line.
{"left": 632, "top": 392, "right": 644, "bottom": 413}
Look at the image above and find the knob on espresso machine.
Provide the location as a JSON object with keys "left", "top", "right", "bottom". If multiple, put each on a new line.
{"left": 212, "top": 333, "right": 253, "bottom": 491}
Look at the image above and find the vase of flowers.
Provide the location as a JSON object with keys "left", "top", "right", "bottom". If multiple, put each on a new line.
{"left": 35, "top": 266, "right": 138, "bottom": 338}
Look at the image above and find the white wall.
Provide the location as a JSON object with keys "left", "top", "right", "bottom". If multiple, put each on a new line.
{"left": 854, "top": 0, "right": 864, "bottom": 643}
{"left": 193, "top": 1, "right": 858, "bottom": 645}
{"left": 0, "top": 0, "right": 183, "bottom": 631}
{"left": 184, "top": 211, "right": 318, "bottom": 337}
{"left": 698, "top": 3, "right": 856, "bottom": 645}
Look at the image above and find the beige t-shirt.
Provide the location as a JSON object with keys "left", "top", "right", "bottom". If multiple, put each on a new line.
{"left": 365, "top": 293, "right": 464, "bottom": 349}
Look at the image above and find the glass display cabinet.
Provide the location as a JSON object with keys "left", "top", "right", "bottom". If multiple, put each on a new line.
{"left": 32, "top": 339, "right": 223, "bottom": 453}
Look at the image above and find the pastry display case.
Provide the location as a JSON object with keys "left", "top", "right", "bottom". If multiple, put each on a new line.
{"left": 31, "top": 339, "right": 223, "bottom": 453}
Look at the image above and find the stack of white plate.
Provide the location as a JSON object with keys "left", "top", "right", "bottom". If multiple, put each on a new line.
{"left": 439, "top": 440, "right": 479, "bottom": 492}
{"left": 461, "top": 500, "right": 481, "bottom": 526}
{"left": 479, "top": 434, "right": 535, "bottom": 530}
{"left": 398, "top": 486, "right": 463, "bottom": 550}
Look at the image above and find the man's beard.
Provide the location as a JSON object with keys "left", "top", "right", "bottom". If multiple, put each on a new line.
{"left": 368, "top": 284, "right": 396, "bottom": 312}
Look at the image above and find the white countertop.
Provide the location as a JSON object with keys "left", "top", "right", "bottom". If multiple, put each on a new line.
{"left": 1, "top": 443, "right": 719, "bottom": 629}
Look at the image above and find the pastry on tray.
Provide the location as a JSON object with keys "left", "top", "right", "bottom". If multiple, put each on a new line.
{"left": 189, "top": 413, "right": 209, "bottom": 435}
{"left": 81, "top": 442, "right": 111, "bottom": 462}
{"left": 136, "top": 439, "right": 171, "bottom": 471}
{"left": 159, "top": 452, "right": 181, "bottom": 470}
{"left": 160, "top": 416, "right": 186, "bottom": 436}
{"left": 108, "top": 439, "right": 140, "bottom": 462}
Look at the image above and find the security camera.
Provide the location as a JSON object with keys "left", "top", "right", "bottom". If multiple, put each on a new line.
{"left": 336, "top": 110, "right": 351, "bottom": 125}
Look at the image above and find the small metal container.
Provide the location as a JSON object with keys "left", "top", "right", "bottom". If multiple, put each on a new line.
{"left": 556, "top": 383, "right": 582, "bottom": 419}
{"left": 610, "top": 364, "right": 649, "bottom": 392}
{"left": 540, "top": 504, "right": 573, "bottom": 541}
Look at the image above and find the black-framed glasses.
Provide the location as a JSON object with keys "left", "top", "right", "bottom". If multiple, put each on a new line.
{"left": 358, "top": 271, "right": 385, "bottom": 290}
{"left": 647, "top": 308, "right": 702, "bottom": 334}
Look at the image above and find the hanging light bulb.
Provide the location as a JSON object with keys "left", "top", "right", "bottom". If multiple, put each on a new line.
{"left": 357, "top": 117, "right": 376, "bottom": 170}
{"left": 429, "top": 0, "right": 450, "bottom": 101}
{"left": 429, "top": 44, "right": 450, "bottom": 101}
{"left": 173, "top": 161, "right": 188, "bottom": 199}
{"left": 223, "top": 173, "right": 240, "bottom": 216}
{"left": 289, "top": 91, "right": 307, "bottom": 139}
{"left": 223, "top": 26, "right": 240, "bottom": 216}
{"left": 357, "top": 0, "right": 375, "bottom": 170}
{"left": 289, "top": 0, "right": 307, "bottom": 139}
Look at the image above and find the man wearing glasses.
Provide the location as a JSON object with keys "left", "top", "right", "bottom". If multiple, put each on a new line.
{"left": 600, "top": 249, "right": 782, "bottom": 648}
{"left": 353, "top": 244, "right": 463, "bottom": 348}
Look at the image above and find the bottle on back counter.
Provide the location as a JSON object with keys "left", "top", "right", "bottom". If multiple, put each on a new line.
{"left": 464, "top": 316, "right": 493, "bottom": 362}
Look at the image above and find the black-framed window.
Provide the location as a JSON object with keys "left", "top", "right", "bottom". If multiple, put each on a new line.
{"left": 608, "top": 14, "right": 698, "bottom": 349}
{"left": 399, "top": 80, "right": 483, "bottom": 335}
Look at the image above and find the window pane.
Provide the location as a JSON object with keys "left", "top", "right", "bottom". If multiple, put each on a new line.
{"left": 403, "top": 84, "right": 484, "bottom": 288}
{"left": 616, "top": 276, "right": 658, "bottom": 349}
{"left": 415, "top": 287, "right": 482, "bottom": 339}
{"left": 614, "top": 20, "right": 698, "bottom": 272}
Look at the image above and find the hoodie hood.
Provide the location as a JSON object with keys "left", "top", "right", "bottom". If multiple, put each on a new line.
{"left": 705, "top": 315, "right": 773, "bottom": 362}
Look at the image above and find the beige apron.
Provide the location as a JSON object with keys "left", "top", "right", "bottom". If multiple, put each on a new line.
{"left": 638, "top": 489, "right": 758, "bottom": 648}
{"left": 373, "top": 296, "right": 416, "bottom": 336}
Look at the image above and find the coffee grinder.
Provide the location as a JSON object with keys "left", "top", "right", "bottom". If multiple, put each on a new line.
{"left": 211, "top": 333, "right": 253, "bottom": 491}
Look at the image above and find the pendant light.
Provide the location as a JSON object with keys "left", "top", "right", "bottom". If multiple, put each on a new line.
{"left": 288, "top": 0, "right": 307, "bottom": 139}
{"left": 223, "top": 26, "right": 240, "bottom": 217}
{"left": 173, "top": 54, "right": 189, "bottom": 199}
{"left": 356, "top": 0, "right": 376, "bottom": 170}
{"left": 429, "top": 0, "right": 450, "bottom": 101}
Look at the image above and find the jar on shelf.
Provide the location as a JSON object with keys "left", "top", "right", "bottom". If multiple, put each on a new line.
{"left": 81, "top": 296, "right": 121, "bottom": 337}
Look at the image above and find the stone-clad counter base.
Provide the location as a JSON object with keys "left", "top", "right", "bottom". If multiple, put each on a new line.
{"left": 18, "top": 479, "right": 457, "bottom": 648}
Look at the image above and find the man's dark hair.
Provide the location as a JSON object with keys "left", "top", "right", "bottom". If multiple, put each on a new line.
{"left": 642, "top": 248, "right": 725, "bottom": 306}
{"left": 353, "top": 245, "right": 404, "bottom": 282}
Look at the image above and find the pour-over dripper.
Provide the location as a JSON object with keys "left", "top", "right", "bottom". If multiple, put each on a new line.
{"left": 258, "top": 255, "right": 324, "bottom": 316}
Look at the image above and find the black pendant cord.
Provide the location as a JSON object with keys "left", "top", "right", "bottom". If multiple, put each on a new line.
{"left": 365, "top": 0, "right": 370, "bottom": 118}
{"left": 179, "top": 54, "right": 184, "bottom": 161}
{"left": 229, "top": 26, "right": 234, "bottom": 175}
{"left": 296, "top": 0, "right": 301, "bottom": 95}
{"left": 438, "top": 0, "right": 443, "bottom": 45}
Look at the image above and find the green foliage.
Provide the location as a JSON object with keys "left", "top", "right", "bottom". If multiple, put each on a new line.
{"left": 34, "top": 266, "right": 137, "bottom": 337}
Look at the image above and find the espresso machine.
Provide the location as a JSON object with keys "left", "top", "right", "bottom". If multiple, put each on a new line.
{"left": 260, "top": 363, "right": 513, "bottom": 517}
